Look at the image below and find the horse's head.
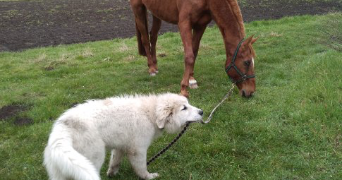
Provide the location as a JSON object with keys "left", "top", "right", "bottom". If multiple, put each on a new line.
{"left": 225, "top": 36, "right": 258, "bottom": 98}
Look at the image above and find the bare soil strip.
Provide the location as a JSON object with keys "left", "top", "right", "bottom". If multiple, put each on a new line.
{"left": 0, "top": 0, "right": 341, "bottom": 51}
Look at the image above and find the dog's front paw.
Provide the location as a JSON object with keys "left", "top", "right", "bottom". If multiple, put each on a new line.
{"left": 146, "top": 172, "right": 159, "bottom": 179}
{"left": 106, "top": 168, "right": 119, "bottom": 178}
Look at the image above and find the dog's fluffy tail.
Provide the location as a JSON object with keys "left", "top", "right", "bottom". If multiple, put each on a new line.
{"left": 44, "top": 122, "right": 100, "bottom": 180}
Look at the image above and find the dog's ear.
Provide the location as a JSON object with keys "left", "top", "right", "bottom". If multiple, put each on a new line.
{"left": 156, "top": 105, "right": 173, "bottom": 129}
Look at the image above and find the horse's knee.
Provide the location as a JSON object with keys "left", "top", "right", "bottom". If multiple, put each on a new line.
{"left": 185, "top": 54, "right": 195, "bottom": 66}
{"left": 138, "top": 34, "right": 150, "bottom": 48}
{"left": 141, "top": 39, "right": 150, "bottom": 47}
{"left": 149, "top": 34, "right": 157, "bottom": 44}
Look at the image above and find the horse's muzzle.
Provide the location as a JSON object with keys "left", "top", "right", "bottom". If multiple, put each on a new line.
{"left": 241, "top": 89, "right": 254, "bottom": 98}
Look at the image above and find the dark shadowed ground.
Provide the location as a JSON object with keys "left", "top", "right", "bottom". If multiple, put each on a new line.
{"left": 0, "top": 0, "right": 341, "bottom": 51}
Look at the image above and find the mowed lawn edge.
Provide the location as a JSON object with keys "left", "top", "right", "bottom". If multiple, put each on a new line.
{"left": 0, "top": 14, "right": 341, "bottom": 180}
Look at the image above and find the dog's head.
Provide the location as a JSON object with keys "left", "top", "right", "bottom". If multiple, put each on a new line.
{"left": 155, "top": 93, "right": 203, "bottom": 133}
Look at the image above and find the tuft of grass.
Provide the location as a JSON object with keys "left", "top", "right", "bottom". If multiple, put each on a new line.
{"left": 0, "top": 14, "right": 342, "bottom": 180}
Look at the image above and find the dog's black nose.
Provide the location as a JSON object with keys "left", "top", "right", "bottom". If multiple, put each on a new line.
{"left": 199, "top": 110, "right": 203, "bottom": 116}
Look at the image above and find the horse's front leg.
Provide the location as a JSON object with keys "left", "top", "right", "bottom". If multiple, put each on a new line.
{"left": 178, "top": 21, "right": 194, "bottom": 97}
{"left": 150, "top": 16, "right": 162, "bottom": 74}
{"left": 189, "top": 25, "right": 207, "bottom": 89}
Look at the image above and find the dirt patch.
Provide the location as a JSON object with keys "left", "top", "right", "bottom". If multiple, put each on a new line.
{"left": 0, "top": 104, "right": 28, "bottom": 120}
{"left": 0, "top": 0, "right": 341, "bottom": 52}
{"left": 13, "top": 117, "right": 33, "bottom": 126}
{"left": 158, "top": 53, "right": 167, "bottom": 58}
{"left": 44, "top": 66, "right": 54, "bottom": 71}
{"left": 0, "top": 103, "right": 34, "bottom": 126}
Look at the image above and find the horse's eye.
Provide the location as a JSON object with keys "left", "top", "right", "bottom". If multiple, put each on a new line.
{"left": 181, "top": 106, "right": 187, "bottom": 111}
{"left": 244, "top": 60, "right": 251, "bottom": 67}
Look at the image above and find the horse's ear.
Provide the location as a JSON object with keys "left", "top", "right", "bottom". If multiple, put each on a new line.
{"left": 245, "top": 35, "right": 254, "bottom": 44}
{"left": 244, "top": 35, "right": 258, "bottom": 46}
{"left": 251, "top": 37, "right": 258, "bottom": 44}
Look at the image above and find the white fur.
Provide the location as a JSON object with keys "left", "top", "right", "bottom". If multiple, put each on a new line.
{"left": 44, "top": 93, "right": 203, "bottom": 180}
{"left": 252, "top": 57, "right": 255, "bottom": 68}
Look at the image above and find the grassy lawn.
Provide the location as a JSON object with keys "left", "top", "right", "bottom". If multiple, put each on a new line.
{"left": 0, "top": 14, "right": 341, "bottom": 179}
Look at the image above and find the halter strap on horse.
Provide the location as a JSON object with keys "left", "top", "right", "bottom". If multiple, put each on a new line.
{"left": 225, "top": 38, "right": 255, "bottom": 84}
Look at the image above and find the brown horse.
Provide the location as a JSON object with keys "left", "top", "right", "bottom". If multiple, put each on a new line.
{"left": 130, "top": 0, "right": 257, "bottom": 98}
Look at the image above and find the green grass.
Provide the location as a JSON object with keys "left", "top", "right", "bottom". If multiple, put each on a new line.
{"left": 1, "top": 14, "right": 341, "bottom": 180}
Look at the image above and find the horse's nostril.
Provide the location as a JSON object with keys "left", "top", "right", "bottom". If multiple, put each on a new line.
{"left": 199, "top": 110, "right": 204, "bottom": 116}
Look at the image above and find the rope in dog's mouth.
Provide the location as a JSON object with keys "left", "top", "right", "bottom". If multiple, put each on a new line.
{"left": 146, "top": 83, "right": 236, "bottom": 167}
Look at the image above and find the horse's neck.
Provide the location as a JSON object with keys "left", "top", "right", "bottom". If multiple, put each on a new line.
{"left": 209, "top": 0, "right": 245, "bottom": 55}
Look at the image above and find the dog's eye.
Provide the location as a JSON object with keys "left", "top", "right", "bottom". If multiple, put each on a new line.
{"left": 181, "top": 106, "right": 187, "bottom": 111}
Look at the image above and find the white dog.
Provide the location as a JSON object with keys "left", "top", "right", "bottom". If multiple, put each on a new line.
{"left": 44, "top": 93, "right": 203, "bottom": 180}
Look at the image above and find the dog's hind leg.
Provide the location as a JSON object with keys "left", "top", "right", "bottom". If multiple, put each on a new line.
{"left": 128, "top": 149, "right": 159, "bottom": 179}
{"left": 106, "top": 149, "right": 124, "bottom": 177}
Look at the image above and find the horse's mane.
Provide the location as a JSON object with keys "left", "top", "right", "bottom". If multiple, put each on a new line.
{"left": 226, "top": 0, "right": 245, "bottom": 37}
{"left": 227, "top": 0, "right": 256, "bottom": 57}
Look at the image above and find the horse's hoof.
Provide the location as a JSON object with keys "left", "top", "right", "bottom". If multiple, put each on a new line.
{"left": 189, "top": 80, "right": 198, "bottom": 89}
{"left": 149, "top": 68, "right": 158, "bottom": 76}
{"left": 189, "top": 83, "right": 198, "bottom": 89}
